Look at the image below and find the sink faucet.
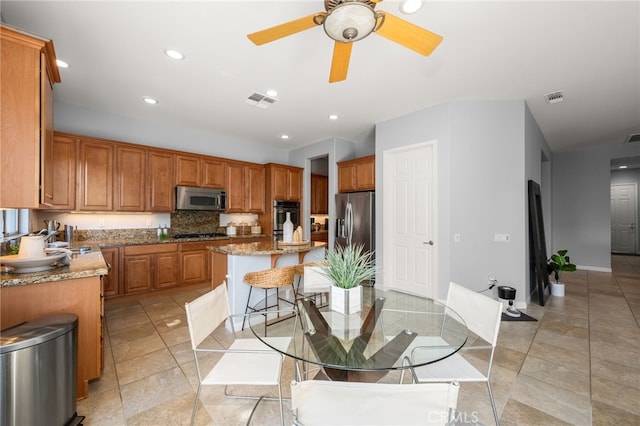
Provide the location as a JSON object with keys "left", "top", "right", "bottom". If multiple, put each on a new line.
{"left": 33, "top": 228, "right": 58, "bottom": 242}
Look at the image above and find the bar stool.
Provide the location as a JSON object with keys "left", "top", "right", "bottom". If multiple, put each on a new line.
{"left": 293, "top": 261, "right": 328, "bottom": 306}
{"left": 242, "top": 265, "right": 297, "bottom": 333}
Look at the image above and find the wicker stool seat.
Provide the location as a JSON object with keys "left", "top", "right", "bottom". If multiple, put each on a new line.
{"left": 242, "top": 265, "right": 297, "bottom": 333}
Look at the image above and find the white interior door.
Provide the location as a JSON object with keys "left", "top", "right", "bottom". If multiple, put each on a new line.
{"left": 383, "top": 142, "right": 436, "bottom": 298}
{"left": 611, "top": 183, "right": 637, "bottom": 253}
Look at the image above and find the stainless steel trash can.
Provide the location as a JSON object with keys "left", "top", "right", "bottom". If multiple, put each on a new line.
{"left": 0, "top": 313, "right": 81, "bottom": 426}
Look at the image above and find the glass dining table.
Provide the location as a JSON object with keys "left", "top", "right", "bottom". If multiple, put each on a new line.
{"left": 248, "top": 286, "right": 468, "bottom": 382}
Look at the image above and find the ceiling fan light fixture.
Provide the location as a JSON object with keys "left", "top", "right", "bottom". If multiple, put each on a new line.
{"left": 399, "top": 0, "right": 424, "bottom": 15}
{"left": 323, "top": 2, "right": 377, "bottom": 42}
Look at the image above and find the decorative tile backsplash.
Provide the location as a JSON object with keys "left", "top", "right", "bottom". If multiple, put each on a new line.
{"left": 74, "top": 211, "right": 222, "bottom": 241}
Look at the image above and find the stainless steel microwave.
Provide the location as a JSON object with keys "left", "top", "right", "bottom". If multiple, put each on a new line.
{"left": 175, "top": 186, "right": 226, "bottom": 211}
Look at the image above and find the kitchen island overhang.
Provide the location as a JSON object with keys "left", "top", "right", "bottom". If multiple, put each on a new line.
{"left": 208, "top": 241, "right": 327, "bottom": 330}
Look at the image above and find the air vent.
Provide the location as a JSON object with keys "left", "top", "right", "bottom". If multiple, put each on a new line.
{"left": 245, "top": 93, "right": 277, "bottom": 109}
{"left": 544, "top": 90, "right": 565, "bottom": 104}
{"left": 626, "top": 134, "right": 640, "bottom": 143}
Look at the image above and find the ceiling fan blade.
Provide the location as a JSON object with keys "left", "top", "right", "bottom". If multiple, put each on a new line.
{"left": 375, "top": 12, "right": 443, "bottom": 56}
{"left": 247, "top": 14, "right": 320, "bottom": 45}
{"left": 329, "top": 41, "right": 353, "bottom": 83}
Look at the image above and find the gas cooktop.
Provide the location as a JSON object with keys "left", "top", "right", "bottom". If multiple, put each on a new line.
{"left": 173, "top": 232, "right": 228, "bottom": 239}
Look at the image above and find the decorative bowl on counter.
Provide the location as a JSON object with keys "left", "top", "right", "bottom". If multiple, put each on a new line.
{"left": 0, "top": 251, "right": 69, "bottom": 273}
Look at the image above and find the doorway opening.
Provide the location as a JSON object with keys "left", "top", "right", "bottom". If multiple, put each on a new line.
{"left": 610, "top": 157, "right": 640, "bottom": 255}
{"left": 310, "top": 156, "right": 329, "bottom": 243}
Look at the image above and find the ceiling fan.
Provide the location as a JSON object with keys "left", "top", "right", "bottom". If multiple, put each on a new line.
{"left": 247, "top": 0, "right": 443, "bottom": 83}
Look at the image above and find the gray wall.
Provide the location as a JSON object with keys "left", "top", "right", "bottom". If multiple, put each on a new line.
{"left": 553, "top": 143, "right": 640, "bottom": 270}
{"left": 376, "top": 100, "right": 542, "bottom": 303}
{"left": 54, "top": 101, "right": 288, "bottom": 164}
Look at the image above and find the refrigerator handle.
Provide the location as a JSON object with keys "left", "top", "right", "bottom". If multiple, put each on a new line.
{"left": 336, "top": 218, "right": 345, "bottom": 238}
{"left": 346, "top": 202, "right": 353, "bottom": 245}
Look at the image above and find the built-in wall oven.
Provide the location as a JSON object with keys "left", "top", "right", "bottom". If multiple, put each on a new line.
{"left": 273, "top": 200, "right": 300, "bottom": 241}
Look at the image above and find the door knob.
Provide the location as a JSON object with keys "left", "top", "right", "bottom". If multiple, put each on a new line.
{"left": 424, "top": 241, "right": 434, "bottom": 245}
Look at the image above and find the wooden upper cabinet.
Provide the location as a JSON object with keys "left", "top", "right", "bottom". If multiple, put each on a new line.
{"left": 202, "top": 158, "right": 226, "bottom": 188}
{"left": 226, "top": 161, "right": 265, "bottom": 213}
{"left": 337, "top": 155, "right": 375, "bottom": 193}
{"left": 115, "top": 145, "right": 146, "bottom": 212}
{"left": 147, "top": 150, "right": 174, "bottom": 212}
{"left": 311, "top": 174, "right": 328, "bottom": 214}
{"left": 175, "top": 154, "right": 226, "bottom": 189}
{"left": 246, "top": 164, "right": 265, "bottom": 213}
{"left": 40, "top": 56, "right": 55, "bottom": 207}
{"left": 0, "top": 26, "right": 60, "bottom": 208}
{"left": 265, "top": 163, "right": 303, "bottom": 202}
{"left": 47, "top": 133, "right": 77, "bottom": 210}
{"left": 78, "top": 139, "right": 114, "bottom": 211}
{"left": 175, "top": 154, "right": 201, "bottom": 187}
{"left": 226, "top": 161, "right": 245, "bottom": 212}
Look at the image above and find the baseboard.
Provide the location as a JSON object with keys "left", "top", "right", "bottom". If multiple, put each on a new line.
{"left": 576, "top": 265, "right": 612, "bottom": 273}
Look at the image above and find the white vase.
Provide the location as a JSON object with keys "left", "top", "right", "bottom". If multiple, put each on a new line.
{"left": 550, "top": 281, "right": 565, "bottom": 297}
{"left": 283, "top": 212, "right": 293, "bottom": 243}
{"left": 329, "top": 285, "right": 362, "bottom": 315}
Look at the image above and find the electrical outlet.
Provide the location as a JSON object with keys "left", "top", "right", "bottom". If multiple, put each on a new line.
{"left": 454, "top": 233, "right": 461, "bottom": 242}
{"left": 494, "top": 233, "right": 510, "bottom": 242}
{"left": 98, "top": 219, "right": 105, "bottom": 228}
{"left": 146, "top": 220, "right": 152, "bottom": 227}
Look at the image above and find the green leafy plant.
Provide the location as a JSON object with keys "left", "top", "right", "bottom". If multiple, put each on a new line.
{"left": 547, "top": 249, "right": 576, "bottom": 282}
{"left": 322, "top": 243, "right": 375, "bottom": 289}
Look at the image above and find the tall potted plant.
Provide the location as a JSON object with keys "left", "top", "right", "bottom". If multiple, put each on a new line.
{"left": 322, "top": 244, "right": 375, "bottom": 314}
{"left": 547, "top": 249, "right": 576, "bottom": 297}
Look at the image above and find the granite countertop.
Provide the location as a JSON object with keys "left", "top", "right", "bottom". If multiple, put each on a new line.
{"left": 209, "top": 241, "right": 327, "bottom": 256}
{"left": 1, "top": 244, "right": 108, "bottom": 287}
{"left": 88, "top": 233, "right": 269, "bottom": 248}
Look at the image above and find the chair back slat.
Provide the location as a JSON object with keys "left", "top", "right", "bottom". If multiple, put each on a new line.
{"left": 185, "top": 283, "right": 230, "bottom": 348}
{"left": 291, "top": 380, "right": 459, "bottom": 426}
{"left": 446, "top": 282, "right": 502, "bottom": 345}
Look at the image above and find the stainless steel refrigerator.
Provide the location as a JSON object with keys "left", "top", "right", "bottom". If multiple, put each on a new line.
{"left": 335, "top": 191, "right": 375, "bottom": 260}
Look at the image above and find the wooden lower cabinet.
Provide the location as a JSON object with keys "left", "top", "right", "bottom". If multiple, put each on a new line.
{"left": 101, "top": 247, "right": 120, "bottom": 298}
{"left": 122, "top": 244, "right": 179, "bottom": 294}
{"left": 0, "top": 277, "right": 102, "bottom": 400}
{"left": 180, "top": 241, "right": 213, "bottom": 285}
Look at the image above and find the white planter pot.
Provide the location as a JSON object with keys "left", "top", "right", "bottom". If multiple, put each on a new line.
{"left": 550, "top": 281, "right": 565, "bottom": 297}
{"left": 329, "top": 285, "right": 362, "bottom": 315}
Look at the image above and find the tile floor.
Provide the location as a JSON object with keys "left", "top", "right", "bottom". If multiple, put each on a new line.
{"left": 78, "top": 255, "right": 640, "bottom": 425}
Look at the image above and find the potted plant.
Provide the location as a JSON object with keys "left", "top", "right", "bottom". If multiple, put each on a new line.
{"left": 547, "top": 249, "right": 576, "bottom": 297}
{"left": 322, "top": 244, "right": 375, "bottom": 314}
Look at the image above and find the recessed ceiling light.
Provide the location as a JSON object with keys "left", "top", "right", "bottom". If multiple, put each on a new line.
{"left": 619, "top": 165, "right": 628, "bottom": 169}
{"left": 266, "top": 89, "right": 278, "bottom": 97}
{"left": 164, "top": 48, "right": 185, "bottom": 60}
{"left": 328, "top": 114, "right": 339, "bottom": 120}
{"left": 56, "top": 59, "right": 69, "bottom": 68}
{"left": 281, "top": 134, "right": 289, "bottom": 140}
{"left": 142, "top": 96, "right": 159, "bottom": 105}
{"left": 399, "top": 0, "right": 424, "bottom": 14}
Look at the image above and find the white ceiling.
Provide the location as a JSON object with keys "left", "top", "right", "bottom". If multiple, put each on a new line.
{"left": 2, "top": 1, "right": 639, "bottom": 153}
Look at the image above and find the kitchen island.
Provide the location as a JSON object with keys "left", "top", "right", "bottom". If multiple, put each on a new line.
{"left": 0, "top": 247, "right": 108, "bottom": 400}
{"left": 209, "top": 241, "right": 326, "bottom": 328}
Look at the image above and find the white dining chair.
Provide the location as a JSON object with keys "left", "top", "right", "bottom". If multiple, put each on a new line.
{"left": 290, "top": 379, "right": 460, "bottom": 426}
{"left": 185, "top": 282, "right": 291, "bottom": 426}
{"left": 402, "top": 281, "right": 503, "bottom": 426}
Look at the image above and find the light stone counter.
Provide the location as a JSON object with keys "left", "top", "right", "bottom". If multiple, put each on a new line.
{"left": 1, "top": 245, "right": 108, "bottom": 287}
{"left": 209, "top": 241, "right": 326, "bottom": 256}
